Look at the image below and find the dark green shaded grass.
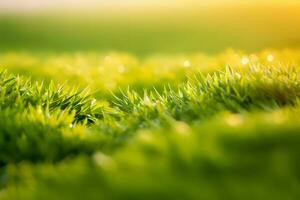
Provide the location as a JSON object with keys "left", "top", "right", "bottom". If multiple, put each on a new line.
{"left": 3, "top": 108, "right": 300, "bottom": 200}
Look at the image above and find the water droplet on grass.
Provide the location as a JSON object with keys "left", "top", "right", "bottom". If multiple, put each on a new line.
{"left": 241, "top": 57, "right": 249, "bottom": 65}
{"left": 183, "top": 60, "right": 191, "bottom": 68}
{"left": 267, "top": 54, "right": 274, "bottom": 62}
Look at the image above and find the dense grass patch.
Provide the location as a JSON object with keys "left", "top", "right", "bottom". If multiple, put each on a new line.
{"left": 0, "top": 50, "right": 300, "bottom": 199}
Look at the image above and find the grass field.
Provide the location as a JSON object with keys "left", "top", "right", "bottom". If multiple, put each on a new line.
{"left": 1, "top": 4, "right": 300, "bottom": 55}
{"left": 0, "top": 50, "right": 300, "bottom": 199}
{"left": 1, "top": 1, "right": 300, "bottom": 199}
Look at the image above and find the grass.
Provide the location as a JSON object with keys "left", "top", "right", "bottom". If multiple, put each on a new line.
{"left": 0, "top": 50, "right": 300, "bottom": 199}
{"left": 1, "top": 4, "right": 300, "bottom": 55}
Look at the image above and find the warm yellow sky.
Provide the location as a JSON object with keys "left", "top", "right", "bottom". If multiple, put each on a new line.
{"left": 0, "top": 0, "right": 299, "bottom": 13}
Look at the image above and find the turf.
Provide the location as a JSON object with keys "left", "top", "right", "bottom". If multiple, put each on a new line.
{"left": 0, "top": 50, "right": 299, "bottom": 199}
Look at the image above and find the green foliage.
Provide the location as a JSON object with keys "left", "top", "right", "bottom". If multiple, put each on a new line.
{"left": 0, "top": 71, "right": 103, "bottom": 124}
{"left": 3, "top": 109, "right": 300, "bottom": 200}
{"left": 0, "top": 108, "right": 100, "bottom": 164}
{"left": 116, "top": 65, "right": 299, "bottom": 117}
{"left": 0, "top": 51, "right": 300, "bottom": 199}
{"left": 0, "top": 71, "right": 110, "bottom": 165}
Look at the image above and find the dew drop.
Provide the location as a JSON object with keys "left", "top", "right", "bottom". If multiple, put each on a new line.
{"left": 241, "top": 57, "right": 249, "bottom": 65}
{"left": 183, "top": 60, "right": 191, "bottom": 68}
{"left": 267, "top": 54, "right": 274, "bottom": 62}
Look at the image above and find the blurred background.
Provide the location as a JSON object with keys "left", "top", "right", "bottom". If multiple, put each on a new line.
{"left": 0, "top": 0, "right": 300, "bottom": 56}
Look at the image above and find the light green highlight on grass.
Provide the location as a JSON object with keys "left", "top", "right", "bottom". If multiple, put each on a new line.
{"left": 0, "top": 50, "right": 300, "bottom": 199}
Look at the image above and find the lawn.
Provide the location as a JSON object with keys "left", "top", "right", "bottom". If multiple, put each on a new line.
{"left": 0, "top": 50, "right": 300, "bottom": 199}
{"left": 0, "top": 2, "right": 300, "bottom": 200}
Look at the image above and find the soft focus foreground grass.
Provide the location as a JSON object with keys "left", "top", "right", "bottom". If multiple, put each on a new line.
{"left": 0, "top": 50, "right": 300, "bottom": 199}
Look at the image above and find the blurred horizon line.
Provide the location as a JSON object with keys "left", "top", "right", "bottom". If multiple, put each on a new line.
{"left": 0, "top": 0, "right": 299, "bottom": 15}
